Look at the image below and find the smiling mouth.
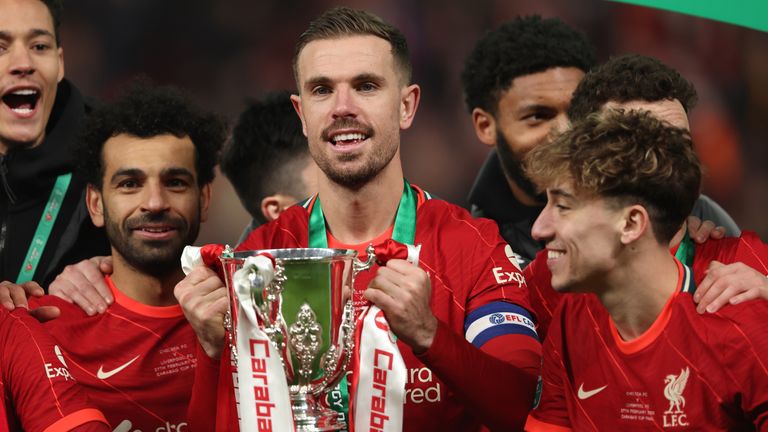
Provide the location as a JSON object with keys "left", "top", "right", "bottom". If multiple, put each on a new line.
{"left": 547, "top": 250, "right": 564, "bottom": 259}
{"left": 2, "top": 89, "right": 40, "bottom": 115}
{"left": 330, "top": 132, "right": 369, "bottom": 145}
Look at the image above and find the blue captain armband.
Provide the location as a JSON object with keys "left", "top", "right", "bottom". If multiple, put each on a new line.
{"left": 464, "top": 302, "right": 538, "bottom": 347}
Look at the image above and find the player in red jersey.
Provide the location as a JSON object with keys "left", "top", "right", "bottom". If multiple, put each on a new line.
{"left": 0, "top": 306, "right": 108, "bottom": 432}
{"left": 175, "top": 7, "right": 541, "bottom": 432}
{"left": 523, "top": 54, "right": 768, "bottom": 340}
{"left": 4, "top": 83, "right": 227, "bottom": 430}
{"left": 524, "top": 111, "right": 768, "bottom": 431}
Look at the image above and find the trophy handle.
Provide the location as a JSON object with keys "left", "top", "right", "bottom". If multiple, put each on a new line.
{"left": 353, "top": 244, "right": 376, "bottom": 275}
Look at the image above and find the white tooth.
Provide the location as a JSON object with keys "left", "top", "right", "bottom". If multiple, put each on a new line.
{"left": 11, "top": 108, "right": 33, "bottom": 114}
{"left": 548, "top": 250, "right": 564, "bottom": 259}
{"left": 333, "top": 133, "right": 365, "bottom": 142}
{"left": 12, "top": 89, "right": 37, "bottom": 95}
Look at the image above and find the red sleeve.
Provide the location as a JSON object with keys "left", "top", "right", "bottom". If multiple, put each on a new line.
{"left": 716, "top": 300, "right": 768, "bottom": 429}
{"left": 523, "top": 250, "right": 564, "bottom": 341}
{"left": 186, "top": 342, "right": 240, "bottom": 432}
{"left": 528, "top": 308, "right": 571, "bottom": 431}
{"left": 416, "top": 320, "right": 540, "bottom": 431}
{"left": 0, "top": 308, "right": 109, "bottom": 432}
{"left": 692, "top": 231, "right": 768, "bottom": 284}
{"left": 186, "top": 343, "right": 220, "bottom": 432}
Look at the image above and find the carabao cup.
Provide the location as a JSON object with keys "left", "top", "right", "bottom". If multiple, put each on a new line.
{"left": 221, "top": 247, "right": 374, "bottom": 431}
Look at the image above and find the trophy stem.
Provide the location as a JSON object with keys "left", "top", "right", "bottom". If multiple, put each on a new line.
{"left": 291, "top": 391, "right": 346, "bottom": 431}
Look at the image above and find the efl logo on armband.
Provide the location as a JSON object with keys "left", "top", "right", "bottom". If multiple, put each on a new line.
{"left": 464, "top": 302, "right": 538, "bottom": 348}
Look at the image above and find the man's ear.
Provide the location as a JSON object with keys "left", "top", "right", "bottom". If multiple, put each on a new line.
{"left": 86, "top": 184, "right": 105, "bottom": 228}
{"left": 399, "top": 84, "right": 421, "bottom": 130}
{"left": 471, "top": 107, "right": 497, "bottom": 147}
{"left": 260, "top": 194, "right": 299, "bottom": 222}
{"left": 290, "top": 94, "right": 308, "bottom": 137}
{"left": 56, "top": 47, "right": 65, "bottom": 83}
{"left": 199, "top": 183, "right": 212, "bottom": 223}
{"left": 619, "top": 204, "right": 650, "bottom": 245}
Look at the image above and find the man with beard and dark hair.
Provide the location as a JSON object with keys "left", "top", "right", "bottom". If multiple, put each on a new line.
{"left": 462, "top": 19, "right": 738, "bottom": 269}
{"left": 24, "top": 82, "right": 227, "bottom": 430}
{"left": 177, "top": 6, "right": 540, "bottom": 431}
{"left": 461, "top": 16, "right": 596, "bottom": 268}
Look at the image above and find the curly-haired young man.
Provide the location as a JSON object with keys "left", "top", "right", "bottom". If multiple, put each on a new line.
{"left": 525, "top": 110, "right": 768, "bottom": 431}
{"left": 25, "top": 81, "right": 227, "bottom": 431}
{"left": 461, "top": 16, "right": 596, "bottom": 268}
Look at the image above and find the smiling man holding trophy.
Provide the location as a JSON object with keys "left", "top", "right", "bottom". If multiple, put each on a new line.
{"left": 176, "top": 7, "right": 541, "bottom": 431}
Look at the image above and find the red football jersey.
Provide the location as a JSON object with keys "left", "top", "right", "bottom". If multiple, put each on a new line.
{"left": 527, "top": 261, "right": 768, "bottom": 431}
{"left": 192, "top": 186, "right": 541, "bottom": 432}
{"left": 0, "top": 307, "right": 108, "bottom": 432}
{"left": 31, "top": 276, "right": 197, "bottom": 431}
{"left": 525, "top": 231, "right": 768, "bottom": 341}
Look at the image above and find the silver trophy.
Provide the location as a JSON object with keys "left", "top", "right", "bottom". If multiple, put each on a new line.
{"left": 221, "top": 246, "right": 375, "bottom": 431}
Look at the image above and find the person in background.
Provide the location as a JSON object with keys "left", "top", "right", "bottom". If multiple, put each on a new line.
{"left": 0, "top": 0, "right": 108, "bottom": 288}
{"left": 220, "top": 90, "right": 318, "bottom": 242}
{"left": 525, "top": 110, "right": 768, "bottom": 431}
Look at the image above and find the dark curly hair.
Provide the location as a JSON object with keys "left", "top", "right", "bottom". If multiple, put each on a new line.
{"left": 294, "top": 7, "right": 411, "bottom": 85}
{"left": 40, "top": 0, "right": 63, "bottom": 45}
{"left": 461, "top": 15, "right": 596, "bottom": 115}
{"left": 568, "top": 54, "right": 698, "bottom": 122}
{"left": 78, "top": 80, "right": 227, "bottom": 189}
{"left": 220, "top": 91, "right": 310, "bottom": 222}
{"left": 526, "top": 110, "right": 701, "bottom": 243}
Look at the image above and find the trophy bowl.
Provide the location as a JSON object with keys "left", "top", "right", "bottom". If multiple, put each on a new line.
{"left": 220, "top": 247, "right": 374, "bottom": 431}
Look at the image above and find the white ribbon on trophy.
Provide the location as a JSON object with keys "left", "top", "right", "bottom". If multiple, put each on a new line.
{"left": 350, "top": 242, "right": 419, "bottom": 432}
{"left": 232, "top": 254, "right": 295, "bottom": 431}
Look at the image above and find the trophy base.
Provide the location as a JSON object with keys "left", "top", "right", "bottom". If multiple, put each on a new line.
{"left": 292, "top": 392, "right": 347, "bottom": 431}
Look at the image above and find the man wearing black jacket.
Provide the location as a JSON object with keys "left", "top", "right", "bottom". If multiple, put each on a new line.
{"left": 0, "top": 0, "right": 108, "bottom": 288}
{"left": 461, "top": 16, "right": 739, "bottom": 268}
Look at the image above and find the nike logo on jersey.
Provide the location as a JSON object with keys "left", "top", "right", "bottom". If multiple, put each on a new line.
{"left": 577, "top": 383, "right": 607, "bottom": 400}
{"left": 97, "top": 355, "right": 140, "bottom": 380}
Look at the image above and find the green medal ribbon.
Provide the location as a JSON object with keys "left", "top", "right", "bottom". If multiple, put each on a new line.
{"left": 16, "top": 172, "right": 72, "bottom": 284}
{"left": 308, "top": 178, "right": 417, "bottom": 248}
{"left": 309, "top": 179, "right": 418, "bottom": 429}
{"left": 674, "top": 229, "right": 695, "bottom": 267}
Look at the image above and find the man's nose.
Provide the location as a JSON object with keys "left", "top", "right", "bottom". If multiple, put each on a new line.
{"left": 331, "top": 86, "right": 358, "bottom": 119}
{"left": 531, "top": 205, "right": 554, "bottom": 242}
{"left": 8, "top": 46, "right": 35, "bottom": 77}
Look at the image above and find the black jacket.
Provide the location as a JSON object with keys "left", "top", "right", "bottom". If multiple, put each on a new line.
{"left": 468, "top": 151, "right": 543, "bottom": 269}
{"left": 468, "top": 150, "right": 741, "bottom": 269}
{"left": 0, "top": 80, "right": 109, "bottom": 288}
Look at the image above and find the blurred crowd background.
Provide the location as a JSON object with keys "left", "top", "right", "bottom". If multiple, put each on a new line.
{"left": 60, "top": 0, "right": 768, "bottom": 244}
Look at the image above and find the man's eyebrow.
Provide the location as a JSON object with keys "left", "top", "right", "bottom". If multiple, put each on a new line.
{"left": 29, "top": 28, "right": 55, "bottom": 39}
{"left": 0, "top": 28, "right": 56, "bottom": 42}
{"left": 162, "top": 167, "right": 195, "bottom": 178}
{"left": 110, "top": 168, "right": 145, "bottom": 183}
{"left": 517, "top": 104, "right": 557, "bottom": 114}
{"left": 352, "top": 73, "right": 386, "bottom": 83}
{"left": 549, "top": 188, "right": 575, "bottom": 200}
{"left": 303, "top": 75, "right": 331, "bottom": 90}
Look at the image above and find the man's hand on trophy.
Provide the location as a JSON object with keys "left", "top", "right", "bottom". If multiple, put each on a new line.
{"left": 175, "top": 266, "right": 229, "bottom": 359}
{"left": 49, "top": 256, "right": 114, "bottom": 315}
{"left": 364, "top": 259, "right": 437, "bottom": 354}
